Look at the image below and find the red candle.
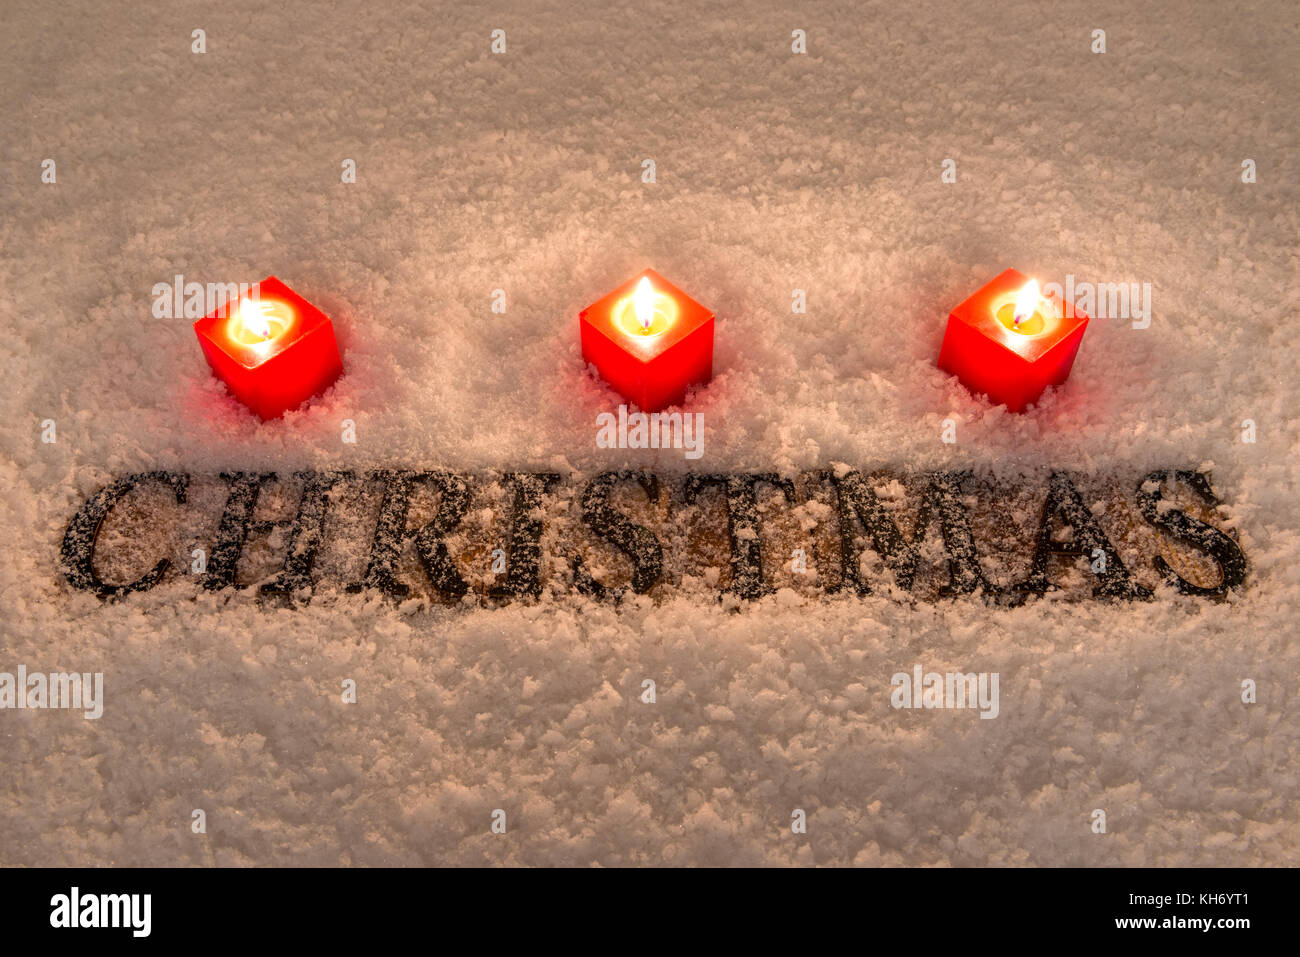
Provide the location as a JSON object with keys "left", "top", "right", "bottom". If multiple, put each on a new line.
{"left": 193, "top": 276, "right": 344, "bottom": 420}
{"left": 937, "top": 268, "right": 1089, "bottom": 412}
{"left": 579, "top": 268, "right": 714, "bottom": 412}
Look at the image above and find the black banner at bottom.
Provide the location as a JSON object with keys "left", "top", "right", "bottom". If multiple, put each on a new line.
{"left": 0, "top": 866, "right": 1274, "bottom": 944}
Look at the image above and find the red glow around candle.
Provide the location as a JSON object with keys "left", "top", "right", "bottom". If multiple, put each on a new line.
{"left": 193, "top": 276, "right": 344, "bottom": 420}
{"left": 579, "top": 268, "right": 714, "bottom": 412}
{"left": 937, "top": 268, "right": 1089, "bottom": 413}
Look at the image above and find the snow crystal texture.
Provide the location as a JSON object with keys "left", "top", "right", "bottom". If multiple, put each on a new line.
{"left": 0, "top": 0, "right": 1296, "bottom": 865}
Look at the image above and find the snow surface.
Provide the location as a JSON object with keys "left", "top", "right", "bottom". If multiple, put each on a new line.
{"left": 1, "top": 0, "right": 1297, "bottom": 865}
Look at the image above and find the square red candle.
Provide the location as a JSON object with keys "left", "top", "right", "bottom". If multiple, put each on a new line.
{"left": 937, "top": 268, "right": 1089, "bottom": 412}
{"left": 579, "top": 268, "right": 714, "bottom": 412}
{"left": 193, "top": 276, "right": 344, "bottom": 420}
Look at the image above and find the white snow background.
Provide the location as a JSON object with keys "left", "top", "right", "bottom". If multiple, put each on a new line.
{"left": 1, "top": 0, "right": 1297, "bottom": 865}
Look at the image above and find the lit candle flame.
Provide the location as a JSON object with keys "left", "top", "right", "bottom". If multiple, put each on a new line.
{"left": 1013, "top": 279, "right": 1040, "bottom": 327}
{"left": 240, "top": 298, "right": 273, "bottom": 340}
{"left": 634, "top": 277, "right": 655, "bottom": 332}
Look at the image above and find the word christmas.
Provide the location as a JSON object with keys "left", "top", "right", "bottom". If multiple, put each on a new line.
{"left": 59, "top": 468, "right": 1247, "bottom": 605}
